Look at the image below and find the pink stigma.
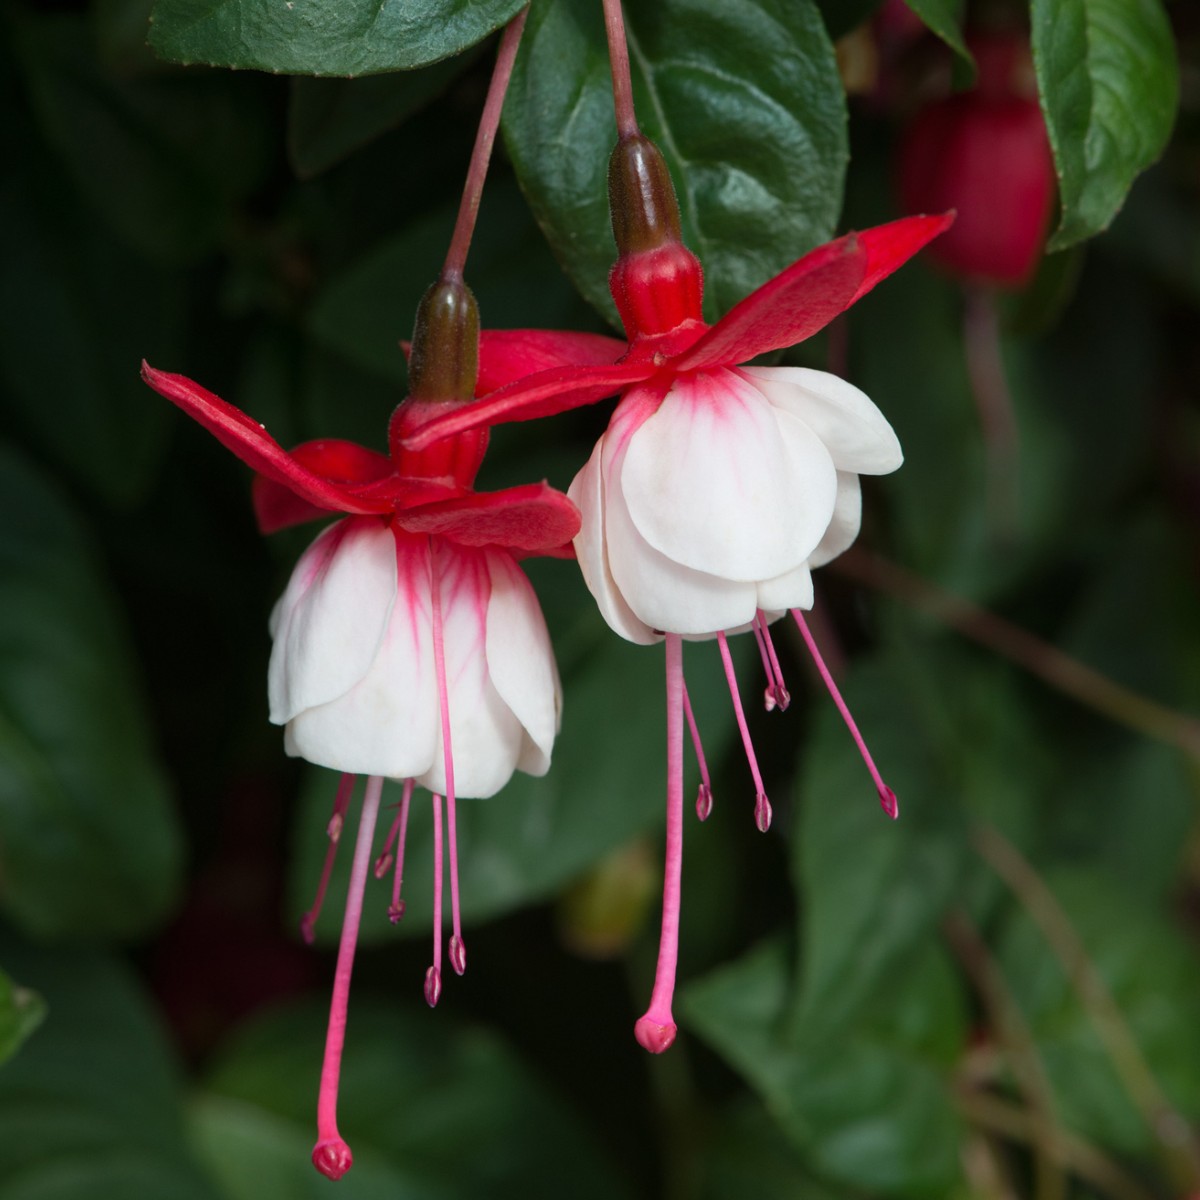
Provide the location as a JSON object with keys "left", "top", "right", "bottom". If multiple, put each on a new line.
{"left": 312, "top": 1138, "right": 353, "bottom": 1181}
{"left": 791, "top": 609, "right": 900, "bottom": 820}
{"left": 634, "top": 1015, "right": 677, "bottom": 1054}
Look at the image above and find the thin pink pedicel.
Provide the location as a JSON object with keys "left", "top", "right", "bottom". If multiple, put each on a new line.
{"left": 791, "top": 608, "right": 899, "bottom": 819}
{"left": 389, "top": 778, "right": 415, "bottom": 923}
{"left": 716, "top": 630, "right": 772, "bottom": 831}
{"left": 681, "top": 678, "right": 713, "bottom": 821}
{"left": 429, "top": 539, "right": 466, "bottom": 976}
{"left": 635, "top": 633, "right": 685, "bottom": 1054}
{"left": 311, "top": 773, "right": 384, "bottom": 1180}
{"left": 754, "top": 611, "right": 791, "bottom": 712}
{"left": 301, "top": 773, "right": 356, "bottom": 945}
{"left": 426, "top": 791, "right": 444, "bottom": 1006}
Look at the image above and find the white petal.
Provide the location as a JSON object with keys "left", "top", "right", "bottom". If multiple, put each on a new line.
{"left": 810, "top": 471, "right": 863, "bottom": 568}
{"left": 283, "top": 533, "right": 438, "bottom": 778}
{"left": 606, "top": 430, "right": 758, "bottom": 635}
{"left": 620, "top": 369, "right": 813, "bottom": 581}
{"left": 418, "top": 544, "right": 524, "bottom": 800}
{"left": 757, "top": 563, "right": 814, "bottom": 611}
{"left": 568, "top": 434, "right": 659, "bottom": 646}
{"left": 268, "top": 518, "right": 396, "bottom": 726}
{"left": 771, "top": 407, "right": 840, "bottom": 562}
{"left": 484, "top": 550, "right": 560, "bottom": 778}
{"left": 745, "top": 366, "right": 902, "bottom": 475}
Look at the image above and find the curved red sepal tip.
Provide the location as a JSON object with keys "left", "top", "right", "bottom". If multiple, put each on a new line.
{"left": 477, "top": 328, "right": 627, "bottom": 393}
{"left": 403, "top": 361, "right": 655, "bottom": 451}
{"left": 879, "top": 786, "right": 899, "bottom": 820}
{"left": 634, "top": 1016, "right": 677, "bottom": 1054}
{"left": 312, "top": 1138, "right": 353, "bottom": 1180}
{"left": 850, "top": 212, "right": 956, "bottom": 306}
{"left": 397, "top": 483, "right": 581, "bottom": 554}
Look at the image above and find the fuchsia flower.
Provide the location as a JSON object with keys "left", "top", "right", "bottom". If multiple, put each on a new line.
{"left": 406, "top": 135, "right": 952, "bottom": 1054}
{"left": 142, "top": 289, "right": 577, "bottom": 1175}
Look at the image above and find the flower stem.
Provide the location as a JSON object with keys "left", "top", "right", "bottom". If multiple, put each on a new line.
{"left": 442, "top": 7, "right": 529, "bottom": 280}
{"left": 312, "top": 774, "right": 384, "bottom": 1181}
{"left": 601, "top": 0, "right": 640, "bottom": 137}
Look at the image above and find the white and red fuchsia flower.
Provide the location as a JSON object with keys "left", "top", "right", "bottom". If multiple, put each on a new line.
{"left": 406, "top": 133, "right": 952, "bottom": 1054}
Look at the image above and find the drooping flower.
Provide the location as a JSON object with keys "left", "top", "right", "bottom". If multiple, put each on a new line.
{"left": 404, "top": 132, "right": 951, "bottom": 1054}
{"left": 142, "top": 272, "right": 578, "bottom": 1178}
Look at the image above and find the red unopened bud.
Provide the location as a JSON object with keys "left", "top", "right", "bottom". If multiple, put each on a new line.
{"left": 897, "top": 32, "right": 1055, "bottom": 288}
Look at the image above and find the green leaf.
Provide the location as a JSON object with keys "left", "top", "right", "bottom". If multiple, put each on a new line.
{"left": 504, "top": 0, "right": 848, "bottom": 326}
{"left": 684, "top": 939, "right": 968, "bottom": 1196}
{"left": 0, "top": 935, "right": 222, "bottom": 1200}
{"left": 290, "top": 575, "right": 747, "bottom": 942}
{"left": 789, "top": 647, "right": 1038, "bottom": 1045}
{"left": 995, "top": 867, "right": 1200, "bottom": 1155}
{"left": 1031, "top": 0, "right": 1178, "bottom": 250}
{"left": 0, "top": 448, "right": 182, "bottom": 940}
{"left": 287, "top": 53, "right": 477, "bottom": 178}
{"left": 902, "top": 0, "right": 971, "bottom": 66}
{"left": 0, "top": 966, "right": 45, "bottom": 1066}
{"left": 191, "top": 998, "right": 633, "bottom": 1199}
{"left": 148, "top": 0, "right": 523, "bottom": 76}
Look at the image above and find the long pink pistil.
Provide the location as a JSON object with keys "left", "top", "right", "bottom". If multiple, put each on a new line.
{"left": 429, "top": 541, "right": 466, "bottom": 977}
{"left": 388, "top": 778, "right": 415, "bottom": 923}
{"left": 311, "top": 773, "right": 384, "bottom": 1181}
{"left": 681, "top": 679, "right": 713, "bottom": 821}
{"left": 635, "top": 633, "right": 685, "bottom": 1054}
{"left": 716, "top": 631, "right": 773, "bottom": 832}
{"left": 300, "top": 772, "right": 356, "bottom": 945}
{"left": 426, "top": 792, "right": 444, "bottom": 1007}
{"left": 755, "top": 611, "right": 791, "bottom": 712}
{"left": 791, "top": 608, "right": 899, "bottom": 820}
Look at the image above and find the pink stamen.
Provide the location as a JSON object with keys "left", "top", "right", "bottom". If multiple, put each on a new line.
{"left": 427, "top": 792, "right": 444, "bottom": 1006}
{"left": 300, "top": 773, "right": 356, "bottom": 945}
{"left": 750, "top": 618, "right": 777, "bottom": 711}
{"left": 755, "top": 611, "right": 791, "bottom": 712}
{"left": 389, "top": 778, "right": 415, "bottom": 923}
{"left": 791, "top": 608, "right": 899, "bottom": 820}
{"left": 682, "top": 679, "right": 714, "bottom": 821}
{"left": 429, "top": 540, "right": 466, "bottom": 976}
{"left": 311, "top": 774, "right": 384, "bottom": 1180}
{"left": 715, "top": 631, "right": 772, "bottom": 831}
{"left": 635, "top": 634, "right": 684, "bottom": 1054}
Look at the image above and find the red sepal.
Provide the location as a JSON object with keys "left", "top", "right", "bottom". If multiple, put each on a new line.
{"left": 477, "top": 329, "right": 627, "bottom": 393}
{"left": 396, "top": 482, "right": 581, "bottom": 554}
{"left": 403, "top": 360, "right": 654, "bottom": 452}
{"left": 142, "top": 363, "right": 395, "bottom": 518}
{"left": 848, "top": 213, "right": 957, "bottom": 305}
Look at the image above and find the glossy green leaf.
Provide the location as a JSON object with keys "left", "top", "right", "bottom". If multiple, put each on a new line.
{"left": 684, "top": 939, "right": 968, "bottom": 1196}
{"left": 287, "top": 53, "right": 477, "bottom": 178}
{"left": 1032, "top": 0, "right": 1178, "bottom": 250}
{"left": 0, "top": 936, "right": 221, "bottom": 1200}
{"left": 0, "top": 449, "right": 181, "bottom": 940}
{"left": 148, "top": 0, "right": 523, "bottom": 76}
{"left": 902, "top": 0, "right": 970, "bottom": 65}
{"left": 0, "top": 966, "right": 45, "bottom": 1066}
{"left": 504, "top": 0, "right": 847, "bottom": 326}
{"left": 996, "top": 868, "right": 1200, "bottom": 1154}
{"left": 191, "top": 998, "right": 633, "bottom": 1199}
{"left": 789, "top": 647, "right": 1037, "bottom": 1045}
{"left": 290, "top": 574, "right": 747, "bottom": 943}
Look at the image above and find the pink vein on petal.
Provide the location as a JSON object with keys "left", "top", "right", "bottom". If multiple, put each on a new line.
{"left": 403, "top": 361, "right": 655, "bottom": 451}
{"left": 141, "top": 363, "right": 394, "bottom": 517}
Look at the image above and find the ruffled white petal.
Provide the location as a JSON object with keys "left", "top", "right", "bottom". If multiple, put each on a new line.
{"left": 809, "top": 471, "right": 862, "bottom": 568}
{"left": 283, "top": 533, "right": 438, "bottom": 778}
{"left": 484, "top": 550, "right": 560, "bottom": 778}
{"left": 568, "top": 435, "right": 659, "bottom": 646}
{"left": 268, "top": 518, "right": 396, "bottom": 725}
{"left": 621, "top": 370, "right": 814, "bottom": 581}
{"left": 744, "top": 366, "right": 902, "bottom": 475}
{"left": 770, "top": 406, "right": 840, "bottom": 562}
